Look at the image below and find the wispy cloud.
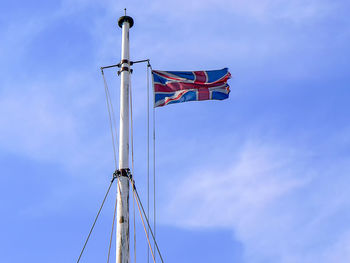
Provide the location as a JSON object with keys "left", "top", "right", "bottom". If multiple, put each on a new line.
{"left": 161, "top": 138, "right": 350, "bottom": 262}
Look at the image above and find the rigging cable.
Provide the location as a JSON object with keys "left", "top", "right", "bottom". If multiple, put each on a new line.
{"left": 129, "top": 72, "right": 137, "bottom": 263}
{"left": 99, "top": 60, "right": 160, "bottom": 263}
{"left": 149, "top": 62, "right": 157, "bottom": 260}
{"left": 107, "top": 187, "right": 118, "bottom": 263}
{"left": 147, "top": 61, "right": 150, "bottom": 263}
{"left": 145, "top": 61, "right": 157, "bottom": 261}
{"left": 76, "top": 177, "right": 116, "bottom": 263}
{"left": 101, "top": 69, "right": 119, "bottom": 169}
{"left": 77, "top": 69, "right": 120, "bottom": 262}
{"left": 79, "top": 66, "right": 142, "bottom": 263}
{"left": 133, "top": 181, "right": 136, "bottom": 263}
{"left": 101, "top": 67, "right": 125, "bottom": 262}
{"left": 130, "top": 179, "right": 164, "bottom": 263}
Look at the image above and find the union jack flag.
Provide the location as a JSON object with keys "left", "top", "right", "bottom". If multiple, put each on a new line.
{"left": 152, "top": 68, "right": 231, "bottom": 107}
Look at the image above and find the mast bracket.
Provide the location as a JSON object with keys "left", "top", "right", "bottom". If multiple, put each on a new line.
{"left": 120, "top": 59, "right": 132, "bottom": 65}
{"left": 117, "top": 67, "right": 133, "bottom": 75}
{"left": 101, "top": 59, "right": 150, "bottom": 73}
{"left": 113, "top": 168, "right": 132, "bottom": 180}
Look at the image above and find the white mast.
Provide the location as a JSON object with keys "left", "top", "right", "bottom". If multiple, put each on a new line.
{"left": 116, "top": 12, "right": 134, "bottom": 263}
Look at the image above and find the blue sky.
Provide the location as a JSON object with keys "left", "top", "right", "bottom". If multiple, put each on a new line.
{"left": 1, "top": 0, "right": 350, "bottom": 262}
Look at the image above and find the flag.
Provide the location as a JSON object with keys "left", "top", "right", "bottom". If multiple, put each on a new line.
{"left": 152, "top": 68, "right": 231, "bottom": 107}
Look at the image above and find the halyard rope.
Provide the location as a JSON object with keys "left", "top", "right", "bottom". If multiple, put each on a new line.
{"left": 129, "top": 72, "right": 137, "bottom": 263}
{"left": 150, "top": 62, "right": 157, "bottom": 261}
{"left": 147, "top": 60, "right": 151, "bottom": 263}
{"left": 146, "top": 61, "right": 158, "bottom": 262}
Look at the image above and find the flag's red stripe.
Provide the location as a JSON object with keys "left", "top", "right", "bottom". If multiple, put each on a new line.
{"left": 194, "top": 71, "right": 206, "bottom": 83}
{"left": 154, "top": 81, "right": 228, "bottom": 92}
{"left": 198, "top": 88, "right": 210, "bottom": 100}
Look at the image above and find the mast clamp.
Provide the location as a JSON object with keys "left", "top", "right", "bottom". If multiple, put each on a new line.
{"left": 117, "top": 59, "right": 133, "bottom": 75}
{"left": 119, "top": 59, "right": 133, "bottom": 65}
{"left": 117, "top": 67, "right": 133, "bottom": 75}
{"left": 113, "top": 168, "right": 132, "bottom": 180}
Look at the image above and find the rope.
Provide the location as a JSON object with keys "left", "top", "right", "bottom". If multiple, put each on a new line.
{"left": 107, "top": 187, "right": 118, "bottom": 263}
{"left": 101, "top": 68, "right": 125, "bottom": 263}
{"left": 130, "top": 179, "right": 164, "bottom": 263}
{"left": 101, "top": 69, "right": 118, "bottom": 169}
{"left": 150, "top": 63, "right": 157, "bottom": 261}
{"left": 133, "top": 187, "right": 136, "bottom": 263}
{"left": 129, "top": 73, "right": 137, "bottom": 263}
{"left": 76, "top": 178, "right": 115, "bottom": 263}
{"left": 145, "top": 61, "right": 157, "bottom": 261}
{"left": 147, "top": 61, "right": 150, "bottom": 263}
{"left": 133, "top": 184, "right": 156, "bottom": 263}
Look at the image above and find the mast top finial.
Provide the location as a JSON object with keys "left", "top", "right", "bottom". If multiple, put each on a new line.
{"left": 118, "top": 10, "right": 134, "bottom": 28}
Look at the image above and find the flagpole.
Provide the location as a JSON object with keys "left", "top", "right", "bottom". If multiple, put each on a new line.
{"left": 116, "top": 13, "right": 134, "bottom": 263}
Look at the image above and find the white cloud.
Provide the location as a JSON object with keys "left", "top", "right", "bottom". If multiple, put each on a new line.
{"left": 161, "top": 139, "right": 350, "bottom": 262}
